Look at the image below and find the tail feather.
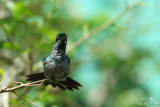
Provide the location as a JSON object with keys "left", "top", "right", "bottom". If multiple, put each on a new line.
{"left": 66, "top": 77, "right": 83, "bottom": 87}
{"left": 57, "top": 83, "right": 66, "bottom": 90}
{"left": 25, "top": 72, "right": 46, "bottom": 82}
{"left": 59, "top": 77, "right": 83, "bottom": 91}
{"left": 50, "top": 82, "right": 57, "bottom": 87}
{"left": 43, "top": 81, "right": 50, "bottom": 86}
{"left": 25, "top": 73, "right": 83, "bottom": 91}
{"left": 59, "top": 81, "right": 73, "bottom": 91}
{"left": 66, "top": 85, "right": 73, "bottom": 91}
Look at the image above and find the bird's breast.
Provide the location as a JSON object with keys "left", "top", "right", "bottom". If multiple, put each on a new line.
{"left": 44, "top": 59, "right": 70, "bottom": 82}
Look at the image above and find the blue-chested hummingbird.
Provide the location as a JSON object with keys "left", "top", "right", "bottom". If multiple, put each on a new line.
{"left": 26, "top": 33, "right": 83, "bottom": 91}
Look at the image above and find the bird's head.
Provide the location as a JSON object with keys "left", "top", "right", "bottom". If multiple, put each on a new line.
{"left": 53, "top": 32, "right": 67, "bottom": 50}
{"left": 56, "top": 32, "right": 67, "bottom": 43}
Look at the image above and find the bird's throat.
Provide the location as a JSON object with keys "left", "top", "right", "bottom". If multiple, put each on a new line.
{"left": 51, "top": 45, "right": 66, "bottom": 58}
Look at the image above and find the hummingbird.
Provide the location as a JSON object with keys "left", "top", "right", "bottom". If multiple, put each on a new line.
{"left": 26, "top": 33, "right": 83, "bottom": 91}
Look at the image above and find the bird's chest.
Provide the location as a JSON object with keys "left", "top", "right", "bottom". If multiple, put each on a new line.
{"left": 43, "top": 57, "right": 69, "bottom": 81}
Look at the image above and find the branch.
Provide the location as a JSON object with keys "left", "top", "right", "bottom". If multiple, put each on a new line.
{"left": 67, "top": 0, "right": 142, "bottom": 53}
{"left": 0, "top": 79, "right": 46, "bottom": 105}
{"left": 13, "top": 91, "right": 37, "bottom": 105}
{"left": 0, "top": 79, "right": 46, "bottom": 93}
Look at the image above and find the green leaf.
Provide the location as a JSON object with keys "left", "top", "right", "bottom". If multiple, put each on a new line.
{"left": 0, "top": 68, "right": 5, "bottom": 80}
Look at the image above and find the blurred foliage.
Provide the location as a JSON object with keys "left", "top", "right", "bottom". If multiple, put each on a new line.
{"left": 0, "top": 0, "right": 160, "bottom": 107}
{"left": 0, "top": 68, "right": 5, "bottom": 80}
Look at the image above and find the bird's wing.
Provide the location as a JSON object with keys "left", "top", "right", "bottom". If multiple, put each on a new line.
{"left": 66, "top": 55, "right": 70, "bottom": 66}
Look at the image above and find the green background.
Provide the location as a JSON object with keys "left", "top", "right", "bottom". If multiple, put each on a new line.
{"left": 0, "top": 0, "right": 160, "bottom": 107}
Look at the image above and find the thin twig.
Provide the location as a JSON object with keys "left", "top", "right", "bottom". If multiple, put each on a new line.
{"left": 3, "top": 81, "right": 16, "bottom": 91}
{"left": 15, "top": 81, "right": 23, "bottom": 85}
{"left": 67, "top": 0, "right": 142, "bottom": 53}
{"left": 0, "top": 79, "right": 46, "bottom": 93}
{"left": 0, "top": 79, "right": 46, "bottom": 105}
{"left": 13, "top": 91, "right": 37, "bottom": 106}
{"left": 27, "top": 80, "right": 45, "bottom": 87}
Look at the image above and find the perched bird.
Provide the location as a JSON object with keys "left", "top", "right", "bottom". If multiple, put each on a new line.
{"left": 26, "top": 33, "right": 83, "bottom": 91}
